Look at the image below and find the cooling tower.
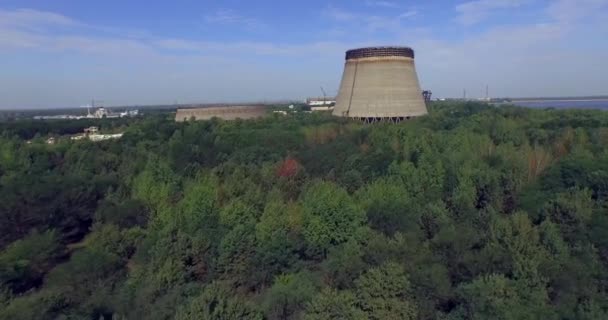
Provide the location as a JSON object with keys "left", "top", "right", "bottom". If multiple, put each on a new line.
{"left": 175, "top": 105, "right": 267, "bottom": 122}
{"left": 333, "top": 46, "right": 428, "bottom": 122}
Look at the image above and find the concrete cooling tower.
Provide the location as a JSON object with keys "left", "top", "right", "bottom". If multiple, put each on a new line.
{"left": 333, "top": 46, "right": 428, "bottom": 123}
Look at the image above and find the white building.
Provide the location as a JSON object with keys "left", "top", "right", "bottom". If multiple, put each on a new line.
{"left": 306, "top": 97, "right": 336, "bottom": 106}
{"left": 88, "top": 133, "right": 124, "bottom": 142}
{"left": 71, "top": 127, "right": 124, "bottom": 142}
{"left": 84, "top": 126, "right": 99, "bottom": 134}
{"left": 310, "top": 106, "right": 334, "bottom": 112}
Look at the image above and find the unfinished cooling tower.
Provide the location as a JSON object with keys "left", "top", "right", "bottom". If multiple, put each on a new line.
{"left": 175, "top": 105, "right": 268, "bottom": 122}
{"left": 333, "top": 46, "right": 428, "bottom": 122}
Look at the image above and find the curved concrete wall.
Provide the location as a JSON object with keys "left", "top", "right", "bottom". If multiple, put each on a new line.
{"left": 175, "top": 106, "right": 267, "bottom": 122}
{"left": 333, "top": 53, "right": 428, "bottom": 120}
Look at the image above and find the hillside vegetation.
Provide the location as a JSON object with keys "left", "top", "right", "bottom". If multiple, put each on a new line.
{"left": 1, "top": 102, "right": 608, "bottom": 319}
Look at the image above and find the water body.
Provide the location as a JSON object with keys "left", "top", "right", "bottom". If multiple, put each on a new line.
{"left": 513, "top": 100, "right": 608, "bottom": 110}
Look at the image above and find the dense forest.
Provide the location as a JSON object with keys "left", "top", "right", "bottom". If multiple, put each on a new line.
{"left": 1, "top": 102, "right": 608, "bottom": 319}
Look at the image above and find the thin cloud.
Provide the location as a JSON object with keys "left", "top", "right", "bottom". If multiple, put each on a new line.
{"left": 154, "top": 38, "right": 352, "bottom": 56}
{"left": 455, "top": 0, "right": 527, "bottom": 25}
{"left": 323, "top": 6, "right": 357, "bottom": 21}
{"left": 0, "top": 8, "right": 79, "bottom": 29}
{"left": 203, "top": 9, "right": 266, "bottom": 30}
{"left": 399, "top": 10, "right": 418, "bottom": 18}
{"left": 547, "top": 0, "right": 608, "bottom": 23}
{"left": 0, "top": 8, "right": 348, "bottom": 57}
{"left": 0, "top": 8, "right": 153, "bottom": 55}
{"left": 324, "top": 5, "right": 418, "bottom": 33}
{"left": 365, "top": 1, "right": 400, "bottom": 8}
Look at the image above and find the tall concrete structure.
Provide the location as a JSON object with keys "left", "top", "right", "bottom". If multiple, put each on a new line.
{"left": 333, "top": 46, "right": 428, "bottom": 123}
{"left": 175, "top": 105, "right": 267, "bottom": 122}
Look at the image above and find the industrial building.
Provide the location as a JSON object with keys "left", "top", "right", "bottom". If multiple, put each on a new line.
{"left": 71, "top": 126, "right": 124, "bottom": 142}
{"left": 175, "top": 105, "right": 268, "bottom": 122}
{"left": 310, "top": 106, "right": 334, "bottom": 112}
{"left": 333, "top": 46, "right": 428, "bottom": 123}
{"left": 306, "top": 97, "right": 336, "bottom": 106}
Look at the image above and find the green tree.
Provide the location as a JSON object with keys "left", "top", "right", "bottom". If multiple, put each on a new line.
{"left": 489, "top": 212, "right": 547, "bottom": 280}
{"left": 0, "top": 230, "right": 62, "bottom": 293}
{"left": 354, "top": 262, "right": 418, "bottom": 320}
{"left": 255, "top": 199, "right": 302, "bottom": 283}
{"left": 301, "top": 181, "right": 365, "bottom": 255}
{"left": 322, "top": 239, "right": 367, "bottom": 289}
{"left": 542, "top": 188, "right": 594, "bottom": 244}
{"left": 304, "top": 288, "right": 366, "bottom": 320}
{"left": 452, "top": 274, "right": 556, "bottom": 320}
{"left": 262, "top": 272, "right": 318, "bottom": 320}
{"left": 357, "top": 176, "right": 414, "bottom": 235}
{"left": 175, "top": 282, "right": 263, "bottom": 320}
{"left": 216, "top": 223, "right": 257, "bottom": 288}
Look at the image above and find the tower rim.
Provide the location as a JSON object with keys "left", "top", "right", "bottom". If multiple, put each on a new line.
{"left": 345, "top": 46, "right": 414, "bottom": 60}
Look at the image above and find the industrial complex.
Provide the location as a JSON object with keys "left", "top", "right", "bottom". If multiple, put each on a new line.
{"left": 26, "top": 45, "right": 432, "bottom": 124}
{"left": 172, "top": 46, "right": 430, "bottom": 123}
{"left": 333, "top": 46, "right": 428, "bottom": 123}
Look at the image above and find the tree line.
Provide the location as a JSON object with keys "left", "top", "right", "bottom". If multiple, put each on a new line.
{"left": 1, "top": 103, "right": 608, "bottom": 319}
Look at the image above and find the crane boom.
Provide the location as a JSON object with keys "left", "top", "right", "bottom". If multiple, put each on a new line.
{"left": 320, "top": 86, "right": 327, "bottom": 103}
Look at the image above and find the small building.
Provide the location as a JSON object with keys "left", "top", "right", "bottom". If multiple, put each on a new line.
{"left": 84, "top": 126, "right": 99, "bottom": 134}
{"left": 310, "top": 106, "right": 335, "bottom": 112}
{"left": 119, "top": 110, "right": 139, "bottom": 117}
{"left": 71, "top": 135, "right": 86, "bottom": 141}
{"left": 71, "top": 127, "right": 123, "bottom": 142}
{"left": 88, "top": 133, "right": 124, "bottom": 142}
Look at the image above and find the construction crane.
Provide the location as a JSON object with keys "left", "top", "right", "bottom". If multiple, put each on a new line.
{"left": 320, "top": 86, "right": 327, "bottom": 104}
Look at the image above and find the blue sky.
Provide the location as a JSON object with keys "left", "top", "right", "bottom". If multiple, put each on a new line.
{"left": 0, "top": 0, "right": 607, "bottom": 108}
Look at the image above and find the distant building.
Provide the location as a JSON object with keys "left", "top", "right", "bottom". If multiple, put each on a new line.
{"left": 84, "top": 126, "right": 99, "bottom": 134}
{"left": 119, "top": 110, "right": 139, "bottom": 117}
{"left": 71, "top": 127, "right": 124, "bottom": 142}
{"left": 93, "top": 107, "right": 109, "bottom": 118}
{"left": 71, "top": 135, "right": 86, "bottom": 141}
{"left": 175, "top": 106, "right": 268, "bottom": 122}
{"left": 88, "top": 133, "right": 124, "bottom": 142}
{"left": 310, "top": 106, "right": 334, "bottom": 112}
{"left": 306, "top": 97, "right": 336, "bottom": 106}
{"left": 84, "top": 106, "right": 139, "bottom": 119}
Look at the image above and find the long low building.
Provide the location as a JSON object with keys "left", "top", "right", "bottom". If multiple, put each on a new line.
{"left": 307, "top": 97, "right": 336, "bottom": 106}
{"left": 175, "top": 105, "right": 268, "bottom": 122}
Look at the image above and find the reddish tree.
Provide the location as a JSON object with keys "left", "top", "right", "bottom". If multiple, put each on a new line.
{"left": 277, "top": 157, "right": 301, "bottom": 178}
